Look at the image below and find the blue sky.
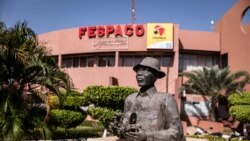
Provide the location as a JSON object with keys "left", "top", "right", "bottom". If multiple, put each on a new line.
{"left": 0, "top": 0, "right": 246, "bottom": 34}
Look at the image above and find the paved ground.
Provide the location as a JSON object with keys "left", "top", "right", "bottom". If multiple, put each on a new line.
{"left": 87, "top": 136, "right": 209, "bottom": 141}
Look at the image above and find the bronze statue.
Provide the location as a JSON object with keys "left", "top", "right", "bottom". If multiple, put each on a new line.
{"left": 110, "top": 57, "right": 185, "bottom": 141}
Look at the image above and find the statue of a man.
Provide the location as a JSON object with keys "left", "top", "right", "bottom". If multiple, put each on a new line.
{"left": 110, "top": 57, "right": 185, "bottom": 141}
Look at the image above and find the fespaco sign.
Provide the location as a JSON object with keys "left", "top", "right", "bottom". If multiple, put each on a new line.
{"left": 78, "top": 24, "right": 144, "bottom": 39}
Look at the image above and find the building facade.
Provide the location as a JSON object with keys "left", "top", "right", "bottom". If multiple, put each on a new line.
{"left": 38, "top": 0, "right": 250, "bottom": 127}
{"left": 39, "top": 23, "right": 221, "bottom": 94}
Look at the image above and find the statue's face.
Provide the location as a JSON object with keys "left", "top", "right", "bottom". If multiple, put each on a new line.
{"left": 136, "top": 66, "right": 156, "bottom": 87}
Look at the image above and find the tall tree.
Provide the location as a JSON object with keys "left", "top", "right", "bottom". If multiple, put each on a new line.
{"left": 0, "top": 21, "right": 71, "bottom": 140}
{"left": 180, "top": 67, "right": 250, "bottom": 121}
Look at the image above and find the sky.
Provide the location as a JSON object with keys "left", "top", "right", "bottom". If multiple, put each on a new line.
{"left": 0, "top": 0, "right": 248, "bottom": 34}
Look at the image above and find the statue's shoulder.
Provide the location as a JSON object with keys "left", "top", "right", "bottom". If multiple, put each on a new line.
{"left": 125, "top": 92, "right": 138, "bottom": 99}
{"left": 156, "top": 92, "right": 175, "bottom": 99}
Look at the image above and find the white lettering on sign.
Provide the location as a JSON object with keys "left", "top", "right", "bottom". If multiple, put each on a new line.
{"left": 92, "top": 37, "right": 128, "bottom": 50}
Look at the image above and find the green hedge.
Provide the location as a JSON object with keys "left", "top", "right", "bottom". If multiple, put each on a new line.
{"left": 229, "top": 105, "right": 250, "bottom": 123}
{"left": 48, "top": 95, "right": 88, "bottom": 109}
{"left": 63, "top": 96, "right": 89, "bottom": 109}
{"left": 83, "top": 85, "right": 137, "bottom": 110}
{"left": 228, "top": 92, "right": 250, "bottom": 105}
{"left": 48, "top": 109, "right": 86, "bottom": 128}
{"left": 51, "top": 126, "right": 103, "bottom": 139}
{"left": 228, "top": 92, "right": 250, "bottom": 123}
{"left": 88, "top": 107, "right": 117, "bottom": 126}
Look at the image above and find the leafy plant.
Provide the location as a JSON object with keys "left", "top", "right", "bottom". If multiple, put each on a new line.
{"left": 228, "top": 92, "right": 250, "bottom": 123}
{"left": 0, "top": 21, "right": 71, "bottom": 140}
{"left": 48, "top": 109, "right": 86, "bottom": 128}
{"left": 87, "top": 107, "right": 117, "bottom": 127}
{"left": 180, "top": 67, "right": 250, "bottom": 121}
{"left": 83, "top": 85, "right": 137, "bottom": 110}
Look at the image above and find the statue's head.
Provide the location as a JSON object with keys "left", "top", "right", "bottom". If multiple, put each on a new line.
{"left": 133, "top": 57, "right": 165, "bottom": 87}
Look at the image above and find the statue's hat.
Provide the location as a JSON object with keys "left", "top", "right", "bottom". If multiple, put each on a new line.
{"left": 133, "top": 57, "right": 166, "bottom": 78}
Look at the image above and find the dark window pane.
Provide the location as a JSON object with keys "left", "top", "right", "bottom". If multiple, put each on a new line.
{"left": 134, "top": 56, "right": 142, "bottom": 66}
{"left": 98, "top": 56, "right": 107, "bottom": 67}
{"left": 124, "top": 56, "right": 133, "bottom": 66}
{"left": 190, "top": 55, "right": 197, "bottom": 66}
{"left": 107, "top": 56, "right": 115, "bottom": 66}
{"left": 87, "top": 56, "right": 94, "bottom": 67}
{"left": 73, "top": 57, "right": 79, "bottom": 67}
{"left": 206, "top": 55, "right": 213, "bottom": 67}
{"left": 118, "top": 56, "right": 124, "bottom": 66}
{"left": 197, "top": 55, "right": 206, "bottom": 66}
{"left": 80, "top": 57, "right": 87, "bottom": 67}
{"left": 162, "top": 56, "right": 172, "bottom": 67}
{"left": 62, "top": 58, "right": 72, "bottom": 68}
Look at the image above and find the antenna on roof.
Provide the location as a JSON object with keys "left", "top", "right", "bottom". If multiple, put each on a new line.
{"left": 132, "top": 0, "right": 136, "bottom": 24}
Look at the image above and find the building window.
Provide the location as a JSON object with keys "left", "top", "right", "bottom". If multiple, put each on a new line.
{"left": 97, "top": 55, "right": 115, "bottom": 67}
{"left": 119, "top": 54, "right": 172, "bottom": 67}
{"left": 80, "top": 57, "right": 87, "bottom": 67}
{"left": 73, "top": 57, "right": 79, "bottom": 68}
{"left": 179, "top": 53, "right": 218, "bottom": 71}
{"left": 221, "top": 53, "right": 228, "bottom": 68}
{"left": 62, "top": 55, "right": 95, "bottom": 68}
{"left": 62, "top": 57, "right": 73, "bottom": 68}
{"left": 87, "top": 56, "right": 94, "bottom": 67}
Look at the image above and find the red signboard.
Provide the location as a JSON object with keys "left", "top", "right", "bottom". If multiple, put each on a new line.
{"left": 79, "top": 24, "right": 144, "bottom": 39}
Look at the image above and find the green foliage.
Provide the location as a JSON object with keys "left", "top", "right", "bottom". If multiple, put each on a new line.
{"left": 228, "top": 92, "right": 250, "bottom": 105}
{"left": 228, "top": 92, "right": 250, "bottom": 123}
{"left": 48, "top": 95, "right": 60, "bottom": 108}
{"left": 48, "top": 95, "right": 88, "bottom": 109}
{"left": 51, "top": 126, "right": 103, "bottom": 139}
{"left": 187, "top": 135, "right": 225, "bottom": 141}
{"left": 88, "top": 107, "right": 117, "bottom": 127}
{"left": 180, "top": 67, "right": 250, "bottom": 121}
{"left": 229, "top": 105, "right": 250, "bottom": 123}
{"left": 63, "top": 96, "right": 89, "bottom": 109}
{"left": 0, "top": 21, "right": 71, "bottom": 140}
{"left": 48, "top": 109, "right": 86, "bottom": 128}
{"left": 83, "top": 85, "right": 137, "bottom": 110}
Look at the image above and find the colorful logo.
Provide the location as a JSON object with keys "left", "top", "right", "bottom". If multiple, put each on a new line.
{"left": 154, "top": 25, "right": 165, "bottom": 36}
{"left": 147, "top": 23, "right": 173, "bottom": 49}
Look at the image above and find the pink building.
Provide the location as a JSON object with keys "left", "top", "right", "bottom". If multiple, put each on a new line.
{"left": 39, "top": 23, "right": 220, "bottom": 94}
{"left": 39, "top": 0, "right": 250, "bottom": 127}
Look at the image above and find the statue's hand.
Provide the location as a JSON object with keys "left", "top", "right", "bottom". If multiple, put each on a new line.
{"left": 124, "top": 129, "right": 147, "bottom": 141}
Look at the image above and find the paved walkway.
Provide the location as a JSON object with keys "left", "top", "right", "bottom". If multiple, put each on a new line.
{"left": 87, "top": 136, "right": 209, "bottom": 141}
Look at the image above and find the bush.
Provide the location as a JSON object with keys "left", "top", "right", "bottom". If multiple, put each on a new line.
{"left": 88, "top": 107, "right": 117, "bottom": 127}
{"left": 83, "top": 85, "right": 137, "bottom": 110}
{"left": 229, "top": 105, "right": 250, "bottom": 123}
{"left": 228, "top": 92, "right": 250, "bottom": 105}
{"left": 51, "top": 126, "right": 103, "bottom": 139}
{"left": 228, "top": 92, "right": 250, "bottom": 123}
{"left": 48, "top": 95, "right": 88, "bottom": 109}
{"left": 48, "top": 109, "right": 86, "bottom": 128}
{"left": 48, "top": 95, "right": 60, "bottom": 108}
{"left": 63, "top": 96, "right": 89, "bottom": 109}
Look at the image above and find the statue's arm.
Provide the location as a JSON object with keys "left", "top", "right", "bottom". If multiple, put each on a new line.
{"left": 145, "top": 95, "right": 185, "bottom": 141}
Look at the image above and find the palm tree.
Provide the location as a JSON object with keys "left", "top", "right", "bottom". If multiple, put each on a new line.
{"left": 0, "top": 21, "right": 71, "bottom": 140}
{"left": 180, "top": 67, "right": 250, "bottom": 121}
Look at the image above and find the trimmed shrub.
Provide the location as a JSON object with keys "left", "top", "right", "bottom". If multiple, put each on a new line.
{"left": 48, "top": 109, "right": 86, "bottom": 128}
{"left": 63, "top": 96, "right": 89, "bottom": 109}
{"left": 83, "top": 85, "right": 137, "bottom": 110}
{"left": 48, "top": 95, "right": 88, "bottom": 109}
{"left": 228, "top": 92, "right": 250, "bottom": 123}
{"left": 229, "top": 105, "right": 250, "bottom": 123}
{"left": 88, "top": 107, "right": 117, "bottom": 127}
{"left": 228, "top": 92, "right": 250, "bottom": 105}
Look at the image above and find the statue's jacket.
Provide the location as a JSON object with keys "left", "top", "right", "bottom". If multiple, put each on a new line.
{"left": 123, "top": 86, "right": 186, "bottom": 141}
